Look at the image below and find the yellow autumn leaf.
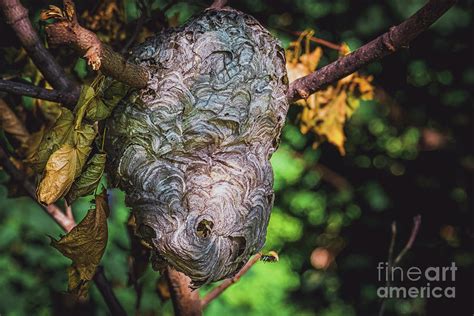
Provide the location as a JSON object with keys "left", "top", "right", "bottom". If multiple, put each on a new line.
{"left": 36, "top": 144, "right": 91, "bottom": 205}
{"left": 25, "top": 107, "right": 74, "bottom": 173}
{"left": 51, "top": 189, "right": 109, "bottom": 298}
{"left": 286, "top": 30, "right": 374, "bottom": 155}
{"left": 314, "top": 91, "right": 348, "bottom": 155}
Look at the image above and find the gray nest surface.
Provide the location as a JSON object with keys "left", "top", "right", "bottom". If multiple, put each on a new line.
{"left": 105, "top": 8, "right": 289, "bottom": 286}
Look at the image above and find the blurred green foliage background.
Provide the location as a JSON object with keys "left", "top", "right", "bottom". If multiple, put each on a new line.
{"left": 0, "top": 0, "right": 472, "bottom": 315}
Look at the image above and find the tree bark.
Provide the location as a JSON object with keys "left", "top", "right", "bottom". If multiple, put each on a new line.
{"left": 166, "top": 267, "right": 202, "bottom": 316}
{"left": 0, "top": 79, "right": 78, "bottom": 105}
{"left": 286, "top": 0, "right": 457, "bottom": 102}
{"left": 0, "top": 0, "right": 80, "bottom": 107}
{"left": 42, "top": 0, "right": 149, "bottom": 89}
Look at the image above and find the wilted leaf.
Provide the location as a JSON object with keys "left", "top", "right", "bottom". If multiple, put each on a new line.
{"left": 86, "top": 80, "right": 128, "bottom": 121}
{"left": 75, "top": 77, "right": 128, "bottom": 122}
{"left": 25, "top": 107, "right": 74, "bottom": 172}
{"left": 51, "top": 189, "right": 109, "bottom": 298}
{"left": 286, "top": 30, "right": 374, "bottom": 154}
{"left": 40, "top": 5, "right": 65, "bottom": 21}
{"left": 66, "top": 153, "right": 106, "bottom": 204}
{"left": 0, "top": 99, "right": 30, "bottom": 146}
{"left": 74, "top": 85, "right": 96, "bottom": 129}
{"left": 312, "top": 91, "right": 348, "bottom": 155}
{"left": 73, "top": 123, "right": 97, "bottom": 147}
{"left": 36, "top": 144, "right": 91, "bottom": 205}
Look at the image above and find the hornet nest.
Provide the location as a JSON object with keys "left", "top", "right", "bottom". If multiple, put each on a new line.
{"left": 105, "top": 8, "right": 289, "bottom": 286}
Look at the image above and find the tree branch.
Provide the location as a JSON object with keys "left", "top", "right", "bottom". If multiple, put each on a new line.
{"left": 0, "top": 79, "right": 78, "bottom": 105}
{"left": 287, "top": 0, "right": 457, "bottom": 102}
{"left": 201, "top": 253, "right": 262, "bottom": 308}
{"left": 209, "top": 0, "right": 228, "bottom": 9}
{"left": 93, "top": 266, "right": 127, "bottom": 316}
{"left": 393, "top": 215, "right": 422, "bottom": 265}
{"left": 379, "top": 215, "right": 422, "bottom": 316}
{"left": 314, "top": 163, "right": 352, "bottom": 192}
{"left": 0, "top": 143, "right": 75, "bottom": 231}
{"left": 165, "top": 266, "right": 202, "bottom": 316}
{"left": 0, "top": 0, "right": 80, "bottom": 107}
{"left": 42, "top": 0, "right": 149, "bottom": 89}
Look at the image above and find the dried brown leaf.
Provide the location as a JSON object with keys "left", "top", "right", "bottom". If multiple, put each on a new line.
{"left": 0, "top": 99, "right": 30, "bottom": 145}
{"left": 51, "top": 189, "right": 109, "bottom": 298}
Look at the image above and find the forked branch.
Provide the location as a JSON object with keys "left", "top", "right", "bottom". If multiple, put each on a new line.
{"left": 0, "top": 0, "right": 80, "bottom": 107}
{"left": 287, "top": 0, "right": 457, "bottom": 102}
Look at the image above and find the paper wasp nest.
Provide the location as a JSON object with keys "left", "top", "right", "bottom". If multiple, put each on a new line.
{"left": 105, "top": 8, "right": 288, "bottom": 286}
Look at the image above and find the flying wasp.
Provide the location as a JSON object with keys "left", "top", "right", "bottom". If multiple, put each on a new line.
{"left": 260, "top": 250, "right": 279, "bottom": 263}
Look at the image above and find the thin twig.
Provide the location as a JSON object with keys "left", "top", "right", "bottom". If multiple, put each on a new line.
{"left": 379, "top": 215, "right": 422, "bottom": 316}
{"left": 121, "top": 9, "right": 146, "bottom": 54}
{"left": 292, "top": 31, "right": 342, "bottom": 51}
{"left": 314, "top": 163, "right": 352, "bottom": 192}
{"left": 0, "top": 79, "right": 78, "bottom": 105}
{"left": 93, "top": 266, "right": 127, "bottom": 316}
{"left": 394, "top": 215, "right": 422, "bottom": 265}
{"left": 387, "top": 222, "right": 397, "bottom": 268}
{"left": 0, "top": 0, "right": 80, "bottom": 107}
{"left": 287, "top": 0, "right": 457, "bottom": 102}
{"left": 201, "top": 253, "right": 262, "bottom": 308}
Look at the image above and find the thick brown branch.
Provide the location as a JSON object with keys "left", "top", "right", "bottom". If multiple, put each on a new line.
{"left": 201, "top": 253, "right": 262, "bottom": 308}
{"left": 0, "top": 0, "right": 79, "bottom": 107}
{"left": 287, "top": 0, "right": 457, "bottom": 102}
{"left": 0, "top": 79, "right": 78, "bottom": 105}
{"left": 43, "top": 0, "right": 149, "bottom": 89}
{"left": 292, "top": 31, "right": 342, "bottom": 51}
{"left": 165, "top": 267, "right": 202, "bottom": 316}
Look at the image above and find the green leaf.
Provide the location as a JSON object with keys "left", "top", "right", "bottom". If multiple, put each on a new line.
{"left": 66, "top": 153, "right": 106, "bottom": 204}
{"left": 85, "top": 80, "right": 128, "bottom": 121}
